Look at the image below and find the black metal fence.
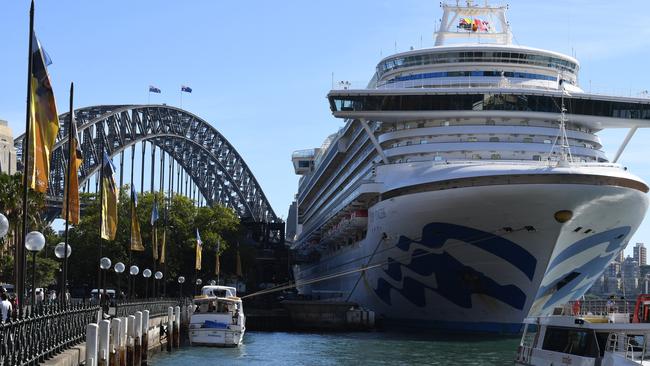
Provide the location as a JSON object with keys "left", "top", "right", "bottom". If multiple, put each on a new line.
{"left": 0, "top": 298, "right": 188, "bottom": 366}
{"left": 0, "top": 303, "right": 99, "bottom": 366}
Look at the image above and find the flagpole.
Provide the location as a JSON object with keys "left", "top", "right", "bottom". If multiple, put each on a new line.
{"left": 129, "top": 144, "right": 135, "bottom": 298}
{"left": 62, "top": 82, "right": 74, "bottom": 306}
{"left": 18, "top": 0, "right": 35, "bottom": 316}
{"left": 98, "top": 132, "right": 105, "bottom": 307}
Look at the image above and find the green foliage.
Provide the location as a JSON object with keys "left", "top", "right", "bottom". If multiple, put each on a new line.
{"left": 65, "top": 186, "right": 241, "bottom": 290}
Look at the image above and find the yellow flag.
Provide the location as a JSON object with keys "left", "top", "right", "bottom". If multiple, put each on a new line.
{"left": 160, "top": 228, "right": 167, "bottom": 264}
{"left": 28, "top": 34, "right": 59, "bottom": 192}
{"left": 100, "top": 152, "right": 118, "bottom": 240}
{"left": 195, "top": 228, "right": 202, "bottom": 271}
{"left": 61, "top": 110, "right": 82, "bottom": 224}
{"left": 130, "top": 185, "right": 144, "bottom": 251}
{"left": 159, "top": 228, "right": 166, "bottom": 264}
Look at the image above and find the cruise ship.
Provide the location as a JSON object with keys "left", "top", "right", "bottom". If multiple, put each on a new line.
{"left": 286, "top": 1, "right": 650, "bottom": 333}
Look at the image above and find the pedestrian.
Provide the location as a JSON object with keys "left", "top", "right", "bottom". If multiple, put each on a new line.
{"left": 1, "top": 293, "right": 12, "bottom": 323}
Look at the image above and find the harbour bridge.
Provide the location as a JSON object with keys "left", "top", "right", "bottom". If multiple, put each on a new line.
{"left": 14, "top": 104, "right": 279, "bottom": 225}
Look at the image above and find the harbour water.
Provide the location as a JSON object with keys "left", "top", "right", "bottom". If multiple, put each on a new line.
{"left": 150, "top": 331, "right": 518, "bottom": 365}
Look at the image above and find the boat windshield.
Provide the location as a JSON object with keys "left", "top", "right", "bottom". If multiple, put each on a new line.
{"left": 542, "top": 326, "right": 600, "bottom": 358}
{"left": 194, "top": 298, "right": 241, "bottom": 314}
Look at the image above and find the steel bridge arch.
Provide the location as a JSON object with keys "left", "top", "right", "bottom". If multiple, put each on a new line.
{"left": 14, "top": 104, "right": 278, "bottom": 222}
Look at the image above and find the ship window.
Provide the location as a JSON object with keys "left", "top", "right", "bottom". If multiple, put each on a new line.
{"left": 523, "top": 137, "right": 533, "bottom": 143}
{"left": 434, "top": 156, "right": 443, "bottom": 161}
{"left": 489, "top": 137, "right": 500, "bottom": 142}
{"left": 542, "top": 327, "right": 599, "bottom": 357}
{"left": 490, "top": 153, "right": 501, "bottom": 160}
{"left": 543, "top": 139, "right": 552, "bottom": 144}
{"left": 443, "top": 121, "right": 450, "bottom": 126}
{"left": 486, "top": 120, "right": 495, "bottom": 125}
{"left": 532, "top": 155, "right": 542, "bottom": 161}
{"left": 467, "top": 137, "right": 478, "bottom": 142}
{"left": 471, "top": 154, "right": 482, "bottom": 160}
{"left": 521, "top": 323, "right": 539, "bottom": 348}
{"left": 405, "top": 141, "right": 412, "bottom": 146}
{"left": 420, "top": 140, "right": 428, "bottom": 144}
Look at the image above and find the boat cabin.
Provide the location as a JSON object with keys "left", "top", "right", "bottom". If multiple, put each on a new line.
{"left": 200, "top": 285, "right": 237, "bottom": 298}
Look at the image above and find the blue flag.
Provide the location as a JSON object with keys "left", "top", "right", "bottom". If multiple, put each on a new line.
{"left": 149, "top": 85, "right": 161, "bottom": 93}
{"left": 150, "top": 199, "right": 159, "bottom": 226}
{"left": 181, "top": 85, "right": 192, "bottom": 93}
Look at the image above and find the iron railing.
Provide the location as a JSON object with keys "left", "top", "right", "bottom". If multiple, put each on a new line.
{"left": 114, "top": 298, "right": 184, "bottom": 318}
{"left": 0, "top": 303, "right": 99, "bottom": 366}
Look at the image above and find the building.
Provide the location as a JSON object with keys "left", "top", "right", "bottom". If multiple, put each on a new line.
{"left": 622, "top": 256, "right": 640, "bottom": 296}
{"left": 0, "top": 120, "right": 16, "bottom": 175}
{"left": 634, "top": 242, "right": 647, "bottom": 266}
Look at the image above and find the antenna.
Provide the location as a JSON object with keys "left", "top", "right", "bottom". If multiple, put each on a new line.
{"left": 549, "top": 75, "right": 574, "bottom": 166}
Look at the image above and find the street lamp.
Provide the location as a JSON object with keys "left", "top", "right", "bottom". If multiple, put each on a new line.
{"left": 154, "top": 271, "right": 163, "bottom": 298}
{"left": 143, "top": 269, "right": 152, "bottom": 299}
{"left": 195, "top": 278, "right": 202, "bottom": 295}
{"left": 0, "top": 213, "right": 9, "bottom": 238}
{"left": 114, "top": 262, "right": 125, "bottom": 301}
{"left": 99, "top": 257, "right": 112, "bottom": 307}
{"left": 25, "top": 231, "right": 45, "bottom": 307}
{"left": 178, "top": 276, "right": 185, "bottom": 299}
{"left": 129, "top": 265, "right": 139, "bottom": 298}
{"left": 54, "top": 242, "right": 72, "bottom": 303}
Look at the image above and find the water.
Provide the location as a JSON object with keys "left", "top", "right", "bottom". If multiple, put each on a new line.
{"left": 149, "top": 331, "right": 519, "bottom": 365}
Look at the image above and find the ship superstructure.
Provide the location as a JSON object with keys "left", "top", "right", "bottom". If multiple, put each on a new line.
{"left": 288, "top": 1, "right": 650, "bottom": 333}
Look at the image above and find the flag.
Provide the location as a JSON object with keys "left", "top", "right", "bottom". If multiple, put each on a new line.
{"left": 159, "top": 227, "right": 166, "bottom": 264}
{"left": 130, "top": 185, "right": 144, "bottom": 251}
{"left": 61, "top": 109, "right": 83, "bottom": 224}
{"left": 181, "top": 85, "right": 192, "bottom": 93}
{"left": 195, "top": 228, "right": 202, "bottom": 270}
{"left": 151, "top": 199, "right": 159, "bottom": 261}
{"left": 100, "top": 152, "right": 118, "bottom": 240}
{"left": 149, "top": 85, "right": 161, "bottom": 93}
{"left": 235, "top": 243, "right": 242, "bottom": 277}
{"left": 27, "top": 34, "right": 60, "bottom": 192}
{"left": 215, "top": 239, "right": 221, "bottom": 276}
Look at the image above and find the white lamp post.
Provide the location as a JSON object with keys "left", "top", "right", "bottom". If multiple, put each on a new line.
{"left": 195, "top": 278, "right": 202, "bottom": 295}
{"left": 25, "top": 231, "right": 45, "bottom": 307}
{"left": 178, "top": 276, "right": 185, "bottom": 298}
{"left": 114, "top": 262, "right": 125, "bottom": 300}
{"left": 99, "top": 257, "right": 112, "bottom": 307}
{"left": 154, "top": 271, "right": 163, "bottom": 297}
{"left": 143, "top": 269, "right": 152, "bottom": 299}
{"left": 54, "top": 242, "right": 72, "bottom": 303}
{"left": 129, "top": 265, "right": 139, "bottom": 298}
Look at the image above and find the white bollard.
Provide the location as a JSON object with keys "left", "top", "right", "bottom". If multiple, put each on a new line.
{"left": 110, "top": 318, "right": 121, "bottom": 363}
{"left": 97, "top": 310, "right": 103, "bottom": 324}
{"left": 134, "top": 311, "right": 143, "bottom": 341}
{"left": 120, "top": 317, "right": 128, "bottom": 349}
{"left": 98, "top": 320, "right": 110, "bottom": 365}
{"left": 142, "top": 310, "right": 150, "bottom": 337}
{"left": 86, "top": 323, "right": 99, "bottom": 366}
{"left": 174, "top": 306, "right": 181, "bottom": 348}
{"left": 167, "top": 307, "right": 174, "bottom": 352}
{"left": 127, "top": 315, "right": 136, "bottom": 345}
{"left": 142, "top": 310, "right": 150, "bottom": 364}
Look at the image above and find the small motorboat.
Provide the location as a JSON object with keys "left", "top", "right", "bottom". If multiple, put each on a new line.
{"left": 515, "top": 294, "right": 650, "bottom": 365}
{"left": 189, "top": 285, "right": 245, "bottom": 347}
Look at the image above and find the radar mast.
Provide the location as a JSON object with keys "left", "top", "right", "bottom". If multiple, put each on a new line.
{"left": 435, "top": 1, "right": 512, "bottom": 46}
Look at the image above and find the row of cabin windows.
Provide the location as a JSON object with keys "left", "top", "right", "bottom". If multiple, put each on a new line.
{"left": 388, "top": 120, "right": 592, "bottom": 133}
{"left": 394, "top": 153, "right": 595, "bottom": 163}
{"left": 388, "top": 136, "right": 596, "bottom": 149}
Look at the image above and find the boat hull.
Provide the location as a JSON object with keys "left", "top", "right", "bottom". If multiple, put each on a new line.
{"left": 294, "top": 180, "right": 648, "bottom": 333}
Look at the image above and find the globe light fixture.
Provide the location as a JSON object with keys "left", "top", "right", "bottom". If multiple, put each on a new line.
{"left": 154, "top": 271, "right": 163, "bottom": 297}
{"left": 54, "top": 242, "right": 72, "bottom": 259}
{"left": 128, "top": 265, "right": 140, "bottom": 298}
{"left": 196, "top": 278, "right": 202, "bottom": 285}
{"left": 130, "top": 265, "right": 140, "bottom": 276}
{"left": 209, "top": 280, "right": 216, "bottom": 286}
{"left": 143, "top": 269, "right": 152, "bottom": 278}
{"left": 114, "top": 262, "right": 125, "bottom": 274}
{"left": 178, "top": 276, "right": 185, "bottom": 284}
{"left": 99, "top": 257, "right": 112, "bottom": 270}
{"left": 178, "top": 276, "right": 185, "bottom": 298}
{"left": 0, "top": 213, "right": 9, "bottom": 238}
{"left": 142, "top": 269, "right": 152, "bottom": 298}
{"left": 154, "top": 271, "right": 163, "bottom": 280}
{"left": 25, "top": 231, "right": 46, "bottom": 252}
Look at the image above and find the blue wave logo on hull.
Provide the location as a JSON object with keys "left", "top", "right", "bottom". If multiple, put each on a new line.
{"left": 534, "top": 226, "right": 630, "bottom": 312}
{"left": 373, "top": 223, "right": 537, "bottom": 310}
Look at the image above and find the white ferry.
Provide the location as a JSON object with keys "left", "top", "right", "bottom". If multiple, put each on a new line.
{"left": 515, "top": 295, "right": 650, "bottom": 365}
{"left": 188, "top": 286, "right": 245, "bottom": 347}
{"left": 287, "top": 1, "right": 650, "bottom": 333}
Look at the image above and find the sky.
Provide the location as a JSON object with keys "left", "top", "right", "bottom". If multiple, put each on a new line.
{"left": 1, "top": 1, "right": 650, "bottom": 254}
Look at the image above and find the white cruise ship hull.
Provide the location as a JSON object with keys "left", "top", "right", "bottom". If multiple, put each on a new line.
{"left": 294, "top": 171, "right": 648, "bottom": 333}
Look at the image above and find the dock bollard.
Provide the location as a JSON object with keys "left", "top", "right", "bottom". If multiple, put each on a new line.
{"left": 127, "top": 315, "right": 136, "bottom": 366}
{"left": 167, "top": 307, "right": 174, "bottom": 352}
{"left": 142, "top": 310, "right": 149, "bottom": 366}
{"left": 174, "top": 306, "right": 181, "bottom": 348}
{"left": 86, "top": 323, "right": 99, "bottom": 366}
{"left": 98, "top": 320, "right": 110, "bottom": 366}
{"left": 134, "top": 311, "right": 143, "bottom": 366}
{"left": 119, "top": 317, "right": 128, "bottom": 366}
{"left": 110, "top": 318, "right": 122, "bottom": 366}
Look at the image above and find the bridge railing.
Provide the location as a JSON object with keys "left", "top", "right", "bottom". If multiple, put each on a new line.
{"left": 0, "top": 302, "right": 99, "bottom": 366}
{"left": 113, "top": 298, "right": 188, "bottom": 318}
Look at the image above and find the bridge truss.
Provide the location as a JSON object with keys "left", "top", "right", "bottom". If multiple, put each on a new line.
{"left": 14, "top": 105, "right": 278, "bottom": 222}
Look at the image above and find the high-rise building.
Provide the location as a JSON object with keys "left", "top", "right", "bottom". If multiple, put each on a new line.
{"left": 0, "top": 120, "right": 16, "bottom": 175}
{"left": 634, "top": 242, "right": 647, "bottom": 266}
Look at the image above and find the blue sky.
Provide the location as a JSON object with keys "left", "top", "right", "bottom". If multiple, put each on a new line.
{"left": 1, "top": 1, "right": 650, "bottom": 254}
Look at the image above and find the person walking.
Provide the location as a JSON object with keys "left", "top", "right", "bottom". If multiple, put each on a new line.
{"left": 1, "top": 293, "right": 12, "bottom": 322}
